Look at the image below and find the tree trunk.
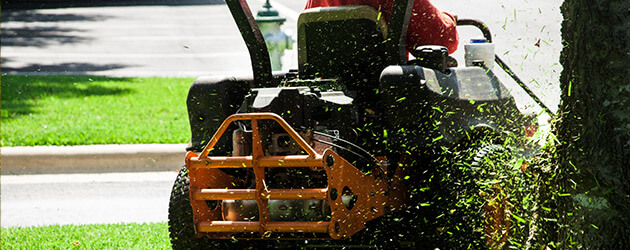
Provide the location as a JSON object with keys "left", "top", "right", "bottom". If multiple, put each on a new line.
{"left": 556, "top": 0, "right": 630, "bottom": 248}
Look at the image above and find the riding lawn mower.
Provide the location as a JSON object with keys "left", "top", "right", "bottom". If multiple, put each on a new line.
{"left": 168, "top": 0, "right": 546, "bottom": 248}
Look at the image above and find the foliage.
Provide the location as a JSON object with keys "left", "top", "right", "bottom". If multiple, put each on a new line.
{"left": 1, "top": 75, "right": 193, "bottom": 146}
{"left": 0, "top": 222, "right": 170, "bottom": 249}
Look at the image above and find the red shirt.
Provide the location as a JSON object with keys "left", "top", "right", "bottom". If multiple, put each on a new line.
{"left": 305, "top": 0, "right": 458, "bottom": 53}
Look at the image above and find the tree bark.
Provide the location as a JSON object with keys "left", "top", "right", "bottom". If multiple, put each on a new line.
{"left": 556, "top": 0, "right": 630, "bottom": 248}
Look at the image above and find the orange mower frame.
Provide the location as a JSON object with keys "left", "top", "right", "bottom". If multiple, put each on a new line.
{"left": 185, "top": 113, "right": 408, "bottom": 240}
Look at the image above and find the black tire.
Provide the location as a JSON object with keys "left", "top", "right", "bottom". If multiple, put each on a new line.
{"left": 168, "top": 165, "right": 227, "bottom": 250}
{"left": 473, "top": 144, "right": 537, "bottom": 249}
{"left": 394, "top": 142, "right": 515, "bottom": 249}
{"left": 436, "top": 143, "right": 513, "bottom": 249}
{"left": 471, "top": 144, "right": 512, "bottom": 249}
{"left": 168, "top": 166, "right": 277, "bottom": 249}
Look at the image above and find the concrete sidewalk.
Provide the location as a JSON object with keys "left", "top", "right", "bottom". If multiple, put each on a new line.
{"left": 1, "top": 144, "right": 187, "bottom": 175}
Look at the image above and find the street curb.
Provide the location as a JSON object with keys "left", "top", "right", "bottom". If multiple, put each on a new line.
{"left": 1, "top": 144, "right": 188, "bottom": 175}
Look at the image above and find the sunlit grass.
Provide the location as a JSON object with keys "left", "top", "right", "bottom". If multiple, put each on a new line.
{"left": 0, "top": 222, "right": 170, "bottom": 249}
{"left": 1, "top": 75, "right": 193, "bottom": 146}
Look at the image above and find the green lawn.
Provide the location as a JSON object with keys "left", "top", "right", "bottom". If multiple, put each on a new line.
{"left": 0, "top": 222, "right": 170, "bottom": 249}
{"left": 1, "top": 75, "right": 194, "bottom": 146}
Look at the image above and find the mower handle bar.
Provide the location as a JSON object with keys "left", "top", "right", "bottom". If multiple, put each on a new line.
{"left": 225, "top": 0, "right": 273, "bottom": 88}
{"left": 456, "top": 18, "right": 493, "bottom": 43}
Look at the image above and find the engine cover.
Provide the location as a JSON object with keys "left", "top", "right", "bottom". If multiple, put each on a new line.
{"left": 239, "top": 87, "right": 358, "bottom": 143}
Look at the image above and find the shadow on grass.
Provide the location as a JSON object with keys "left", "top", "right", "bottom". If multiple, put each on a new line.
{"left": 1, "top": 75, "right": 134, "bottom": 120}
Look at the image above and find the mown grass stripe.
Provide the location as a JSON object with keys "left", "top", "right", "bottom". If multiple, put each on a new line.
{"left": 1, "top": 75, "right": 194, "bottom": 146}
{"left": 0, "top": 222, "right": 170, "bottom": 249}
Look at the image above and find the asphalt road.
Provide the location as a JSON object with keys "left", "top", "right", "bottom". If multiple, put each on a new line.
{"left": 1, "top": 171, "right": 176, "bottom": 227}
{"left": 1, "top": 0, "right": 300, "bottom": 77}
{"left": 1, "top": 0, "right": 563, "bottom": 228}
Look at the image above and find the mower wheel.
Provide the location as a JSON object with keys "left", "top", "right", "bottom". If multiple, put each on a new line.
{"left": 471, "top": 144, "right": 512, "bottom": 249}
{"left": 168, "top": 165, "right": 226, "bottom": 249}
{"left": 168, "top": 165, "right": 274, "bottom": 249}
{"left": 406, "top": 142, "right": 516, "bottom": 249}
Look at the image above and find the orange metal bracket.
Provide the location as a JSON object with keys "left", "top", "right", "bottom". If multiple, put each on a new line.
{"left": 186, "top": 113, "right": 398, "bottom": 239}
{"left": 322, "top": 149, "right": 388, "bottom": 239}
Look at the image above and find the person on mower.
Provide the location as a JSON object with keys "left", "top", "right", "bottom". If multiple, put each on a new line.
{"left": 305, "top": 0, "right": 459, "bottom": 54}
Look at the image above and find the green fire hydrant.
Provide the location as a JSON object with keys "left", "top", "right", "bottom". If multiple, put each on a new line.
{"left": 255, "top": 0, "right": 294, "bottom": 71}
